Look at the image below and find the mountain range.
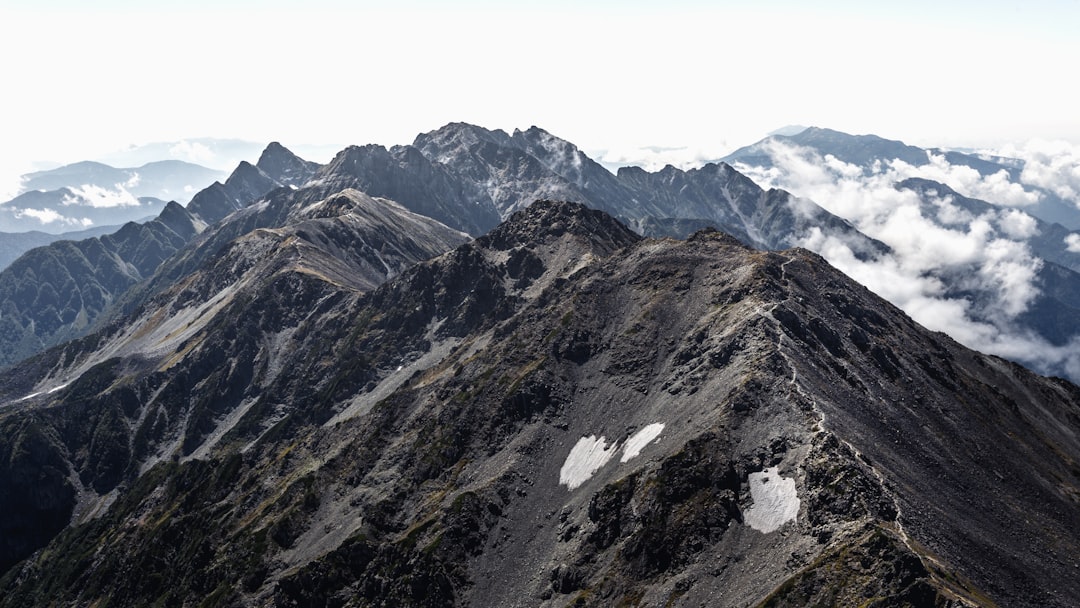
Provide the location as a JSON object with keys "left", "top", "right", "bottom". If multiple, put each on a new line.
{"left": 0, "top": 124, "right": 1079, "bottom": 606}
{"left": 0, "top": 160, "right": 225, "bottom": 237}
{"left": 2, "top": 124, "right": 1078, "bottom": 381}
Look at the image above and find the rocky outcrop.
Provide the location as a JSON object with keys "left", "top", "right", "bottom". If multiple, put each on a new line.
{"left": 311, "top": 143, "right": 502, "bottom": 236}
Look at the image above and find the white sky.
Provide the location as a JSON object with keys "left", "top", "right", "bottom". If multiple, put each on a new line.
{"left": 1, "top": 0, "right": 1078, "bottom": 182}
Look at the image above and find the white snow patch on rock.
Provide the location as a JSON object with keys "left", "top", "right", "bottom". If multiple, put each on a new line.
{"left": 46, "top": 383, "right": 69, "bottom": 394}
{"left": 620, "top": 423, "right": 665, "bottom": 463}
{"left": 744, "top": 467, "right": 800, "bottom": 533}
{"left": 559, "top": 436, "right": 618, "bottom": 490}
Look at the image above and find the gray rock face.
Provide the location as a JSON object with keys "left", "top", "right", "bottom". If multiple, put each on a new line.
{"left": 1, "top": 201, "right": 1077, "bottom": 608}
{"left": 0, "top": 201, "right": 203, "bottom": 368}
{"left": 255, "top": 142, "right": 320, "bottom": 188}
{"left": 310, "top": 143, "right": 503, "bottom": 237}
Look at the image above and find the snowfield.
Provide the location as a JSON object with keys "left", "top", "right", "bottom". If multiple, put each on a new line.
{"left": 744, "top": 466, "right": 800, "bottom": 533}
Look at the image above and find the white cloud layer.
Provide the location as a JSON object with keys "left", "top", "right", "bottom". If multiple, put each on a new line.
{"left": 994, "top": 140, "right": 1080, "bottom": 207}
{"left": 1066, "top": 234, "right": 1080, "bottom": 253}
{"left": 596, "top": 145, "right": 731, "bottom": 172}
{"left": 62, "top": 184, "right": 142, "bottom": 208}
{"left": 12, "top": 207, "right": 93, "bottom": 227}
{"left": 896, "top": 152, "right": 1040, "bottom": 207}
{"left": 170, "top": 140, "right": 216, "bottom": 165}
{"left": 735, "top": 141, "right": 1080, "bottom": 381}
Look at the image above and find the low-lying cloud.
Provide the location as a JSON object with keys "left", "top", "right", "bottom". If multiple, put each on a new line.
{"left": 12, "top": 207, "right": 93, "bottom": 227}
{"left": 734, "top": 140, "right": 1080, "bottom": 381}
{"left": 169, "top": 140, "right": 216, "bottom": 165}
{"left": 896, "top": 152, "right": 1039, "bottom": 207}
{"left": 62, "top": 184, "right": 143, "bottom": 208}
{"left": 993, "top": 139, "right": 1080, "bottom": 207}
{"left": 1067, "top": 234, "right": 1080, "bottom": 253}
{"left": 596, "top": 144, "right": 731, "bottom": 172}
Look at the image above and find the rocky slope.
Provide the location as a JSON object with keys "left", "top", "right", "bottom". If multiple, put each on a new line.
{"left": 2, "top": 201, "right": 1077, "bottom": 607}
{"left": 306, "top": 143, "right": 502, "bottom": 237}
{"left": 0, "top": 188, "right": 468, "bottom": 574}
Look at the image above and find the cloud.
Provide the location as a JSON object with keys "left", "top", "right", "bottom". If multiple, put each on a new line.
{"left": 894, "top": 152, "right": 1040, "bottom": 208}
{"left": 994, "top": 139, "right": 1080, "bottom": 207}
{"left": 734, "top": 140, "right": 1078, "bottom": 381}
{"left": 595, "top": 144, "right": 730, "bottom": 172}
{"left": 12, "top": 207, "right": 93, "bottom": 227}
{"left": 1066, "top": 234, "right": 1080, "bottom": 253}
{"left": 62, "top": 184, "right": 142, "bottom": 208}
{"left": 997, "top": 208, "right": 1039, "bottom": 239}
{"left": 169, "top": 140, "right": 216, "bottom": 165}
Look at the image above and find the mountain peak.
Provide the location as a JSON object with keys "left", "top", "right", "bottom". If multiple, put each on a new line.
{"left": 257, "top": 141, "right": 292, "bottom": 164}
{"left": 413, "top": 122, "right": 511, "bottom": 151}
{"left": 477, "top": 199, "right": 641, "bottom": 253}
{"left": 255, "top": 142, "right": 317, "bottom": 187}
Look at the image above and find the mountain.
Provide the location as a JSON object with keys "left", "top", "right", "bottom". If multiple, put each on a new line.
{"left": 1, "top": 201, "right": 1078, "bottom": 607}
{"left": 413, "top": 123, "right": 881, "bottom": 255}
{"left": 0, "top": 144, "right": 317, "bottom": 369}
{"left": 0, "top": 224, "right": 124, "bottom": 271}
{"left": 18, "top": 159, "right": 224, "bottom": 204}
{"left": 308, "top": 142, "right": 503, "bottom": 236}
{"left": 723, "top": 126, "right": 1080, "bottom": 230}
{"left": 724, "top": 126, "right": 930, "bottom": 169}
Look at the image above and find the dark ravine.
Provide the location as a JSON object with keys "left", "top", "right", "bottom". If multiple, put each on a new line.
{"left": 1, "top": 201, "right": 1077, "bottom": 607}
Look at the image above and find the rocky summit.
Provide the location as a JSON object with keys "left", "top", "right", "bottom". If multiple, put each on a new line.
{"left": 1, "top": 200, "right": 1078, "bottom": 607}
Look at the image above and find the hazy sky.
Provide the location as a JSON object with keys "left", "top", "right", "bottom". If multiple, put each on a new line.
{"left": 2, "top": 0, "right": 1078, "bottom": 177}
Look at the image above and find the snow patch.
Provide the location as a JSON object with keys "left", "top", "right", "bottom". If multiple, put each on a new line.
{"left": 620, "top": 423, "right": 664, "bottom": 463}
{"left": 744, "top": 467, "right": 800, "bottom": 533}
{"left": 559, "top": 436, "right": 618, "bottom": 490}
{"left": 7, "top": 382, "right": 69, "bottom": 405}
